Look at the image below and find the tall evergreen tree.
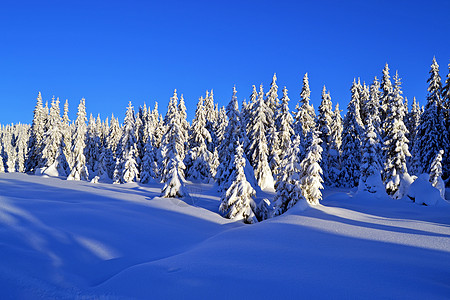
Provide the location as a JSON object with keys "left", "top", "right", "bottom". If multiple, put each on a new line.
{"left": 380, "top": 63, "right": 393, "bottom": 138}
{"left": 219, "top": 141, "right": 258, "bottom": 224}
{"left": 216, "top": 87, "right": 244, "bottom": 191}
{"left": 67, "top": 98, "right": 89, "bottom": 181}
{"left": 273, "top": 134, "right": 304, "bottom": 216}
{"left": 184, "top": 97, "right": 215, "bottom": 181}
{"left": 41, "top": 97, "right": 68, "bottom": 175}
{"left": 328, "top": 104, "right": 343, "bottom": 186}
{"left": 276, "top": 87, "right": 294, "bottom": 155}
{"left": 366, "top": 77, "right": 382, "bottom": 131}
{"left": 26, "top": 92, "right": 46, "bottom": 173}
{"left": 441, "top": 61, "right": 450, "bottom": 180}
{"left": 300, "top": 130, "right": 323, "bottom": 205}
{"left": 340, "top": 79, "right": 364, "bottom": 187}
{"left": 294, "top": 73, "right": 316, "bottom": 157}
{"left": 317, "top": 85, "right": 333, "bottom": 186}
{"left": 413, "top": 57, "right": 449, "bottom": 174}
{"left": 383, "top": 72, "right": 411, "bottom": 197}
{"left": 114, "top": 102, "right": 139, "bottom": 183}
{"left": 248, "top": 85, "right": 274, "bottom": 190}
{"left": 359, "top": 116, "right": 383, "bottom": 193}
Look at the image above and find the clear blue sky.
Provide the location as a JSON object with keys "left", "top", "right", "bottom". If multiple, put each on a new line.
{"left": 1, "top": 0, "right": 449, "bottom": 124}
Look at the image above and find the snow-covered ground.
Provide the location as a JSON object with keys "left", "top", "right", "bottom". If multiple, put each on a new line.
{"left": 0, "top": 173, "right": 449, "bottom": 299}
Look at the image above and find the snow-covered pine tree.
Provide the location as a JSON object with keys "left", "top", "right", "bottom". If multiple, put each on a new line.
{"left": 215, "top": 106, "right": 228, "bottom": 147}
{"left": 219, "top": 141, "right": 258, "bottom": 224}
{"left": 276, "top": 87, "right": 294, "bottom": 156}
{"left": 184, "top": 96, "right": 215, "bottom": 182}
{"left": 406, "top": 97, "right": 421, "bottom": 172}
{"left": 161, "top": 156, "right": 187, "bottom": 198}
{"left": 429, "top": 150, "right": 444, "bottom": 189}
{"left": 328, "top": 104, "right": 343, "bottom": 186}
{"left": 178, "top": 94, "right": 190, "bottom": 156}
{"left": 300, "top": 130, "right": 323, "bottom": 205}
{"left": 248, "top": 84, "right": 274, "bottom": 190}
{"left": 114, "top": 102, "right": 139, "bottom": 183}
{"left": 441, "top": 61, "right": 450, "bottom": 181}
{"left": 14, "top": 124, "right": 28, "bottom": 173}
{"left": 265, "top": 74, "right": 281, "bottom": 175}
{"left": 413, "top": 57, "right": 449, "bottom": 175}
{"left": 273, "top": 134, "right": 304, "bottom": 216}
{"left": 383, "top": 72, "right": 411, "bottom": 198}
{"left": 380, "top": 63, "right": 393, "bottom": 138}
{"left": 359, "top": 81, "right": 371, "bottom": 126}
{"left": 359, "top": 116, "right": 383, "bottom": 193}
{"left": 140, "top": 135, "right": 157, "bottom": 184}
{"left": 366, "top": 77, "right": 382, "bottom": 132}
{"left": 203, "top": 90, "right": 218, "bottom": 152}
{"left": 67, "top": 98, "right": 89, "bottom": 181}
{"left": 135, "top": 104, "right": 147, "bottom": 165}
{"left": 294, "top": 73, "right": 316, "bottom": 158}
{"left": 85, "top": 113, "right": 99, "bottom": 175}
{"left": 160, "top": 91, "right": 186, "bottom": 183}
{"left": 41, "top": 97, "right": 69, "bottom": 176}
{"left": 25, "top": 92, "right": 46, "bottom": 173}
{"left": 340, "top": 79, "right": 364, "bottom": 187}
{"left": 216, "top": 87, "right": 244, "bottom": 191}
{"left": 317, "top": 85, "right": 333, "bottom": 186}
{"left": 151, "top": 103, "right": 165, "bottom": 149}
{"left": 62, "top": 99, "right": 72, "bottom": 169}
{"left": 105, "top": 114, "right": 121, "bottom": 178}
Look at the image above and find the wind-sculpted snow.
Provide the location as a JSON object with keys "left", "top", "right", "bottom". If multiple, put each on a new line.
{"left": 0, "top": 173, "right": 449, "bottom": 299}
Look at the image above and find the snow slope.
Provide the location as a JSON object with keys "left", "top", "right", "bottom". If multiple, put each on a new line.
{"left": 0, "top": 173, "right": 449, "bottom": 299}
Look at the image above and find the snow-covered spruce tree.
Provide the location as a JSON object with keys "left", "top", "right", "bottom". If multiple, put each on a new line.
{"left": 429, "top": 150, "right": 444, "bottom": 188}
{"left": 441, "top": 61, "right": 450, "bottom": 180}
{"left": 25, "top": 92, "right": 47, "bottom": 173}
{"left": 140, "top": 136, "right": 157, "bottom": 184}
{"left": 273, "top": 134, "right": 304, "bottom": 216}
{"left": 161, "top": 156, "right": 187, "bottom": 198}
{"left": 359, "top": 81, "right": 371, "bottom": 126}
{"left": 216, "top": 87, "right": 244, "bottom": 191}
{"left": 14, "top": 124, "right": 29, "bottom": 173}
{"left": 276, "top": 86, "right": 294, "bottom": 156}
{"left": 135, "top": 104, "right": 146, "bottom": 165}
{"left": 114, "top": 102, "right": 139, "bottom": 183}
{"left": 413, "top": 57, "right": 449, "bottom": 175}
{"left": 294, "top": 73, "right": 316, "bottom": 158}
{"left": 151, "top": 103, "right": 165, "bottom": 149}
{"left": 300, "top": 130, "right": 324, "bottom": 205}
{"left": 265, "top": 74, "right": 281, "bottom": 175}
{"left": 203, "top": 90, "right": 218, "bottom": 152}
{"left": 380, "top": 63, "right": 393, "bottom": 138}
{"left": 1, "top": 127, "right": 15, "bottom": 172}
{"left": 383, "top": 72, "right": 411, "bottom": 197}
{"left": 41, "top": 97, "right": 69, "bottom": 176}
{"left": 105, "top": 114, "right": 121, "bottom": 178}
{"left": 184, "top": 96, "right": 215, "bottom": 182}
{"left": 406, "top": 97, "right": 421, "bottom": 172}
{"left": 366, "top": 77, "right": 382, "bottom": 132}
{"left": 317, "top": 85, "right": 333, "bottom": 186}
{"left": 85, "top": 114, "right": 100, "bottom": 175}
{"left": 328, "top": 104, "right": 343, "bottom": 186}
{"left": 0, "top": 143, "right": 4, "bottom": 173}
{"left": 359, "top": 116, "right": 383, "bottom": 193}
{"left": 247, "top": 84, "right": 274, "bottom": 190}
{"left": 62, "top": 99, "right": 72, "bottom": 169}
{"left": 178, "top": 94, "right": 190, "bottom": 156}
{"left": 215, "top": 106, "right": 228, "bottom": 147}
{"left": 340, "top": 79, "right": 364, "bottom": 187}
{"left": 160, "top": 91, "right": 186, "bottom": 184}
{"left": 242, "top": 85, "right": 257, "bottom": 139}
{"left": 219, "top": 141, "right": 258, "bottom": 224}
{"left": 67, "top": 98, "right": 89, "bottom": 181}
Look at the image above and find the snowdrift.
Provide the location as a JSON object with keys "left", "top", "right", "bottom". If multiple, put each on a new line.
{"left": 0, "top": 173, "right": 449, "bottom": 299}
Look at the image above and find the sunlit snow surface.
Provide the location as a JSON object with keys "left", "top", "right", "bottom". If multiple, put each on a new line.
{"left": 0, "top": 173, "right": 449, "bottom": 299}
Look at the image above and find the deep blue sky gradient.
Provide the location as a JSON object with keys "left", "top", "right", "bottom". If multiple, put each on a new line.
{"left": 1, "top": 0, "right": 449, "bottom": 124}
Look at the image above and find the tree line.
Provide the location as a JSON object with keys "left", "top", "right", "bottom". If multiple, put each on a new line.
{"left": 0, "top": 58, "right": 449, "bottom": 223}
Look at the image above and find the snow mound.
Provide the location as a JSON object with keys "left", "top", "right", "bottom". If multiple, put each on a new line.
{"left": 406, "top": 174, "right": 448, "bottom": 206}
